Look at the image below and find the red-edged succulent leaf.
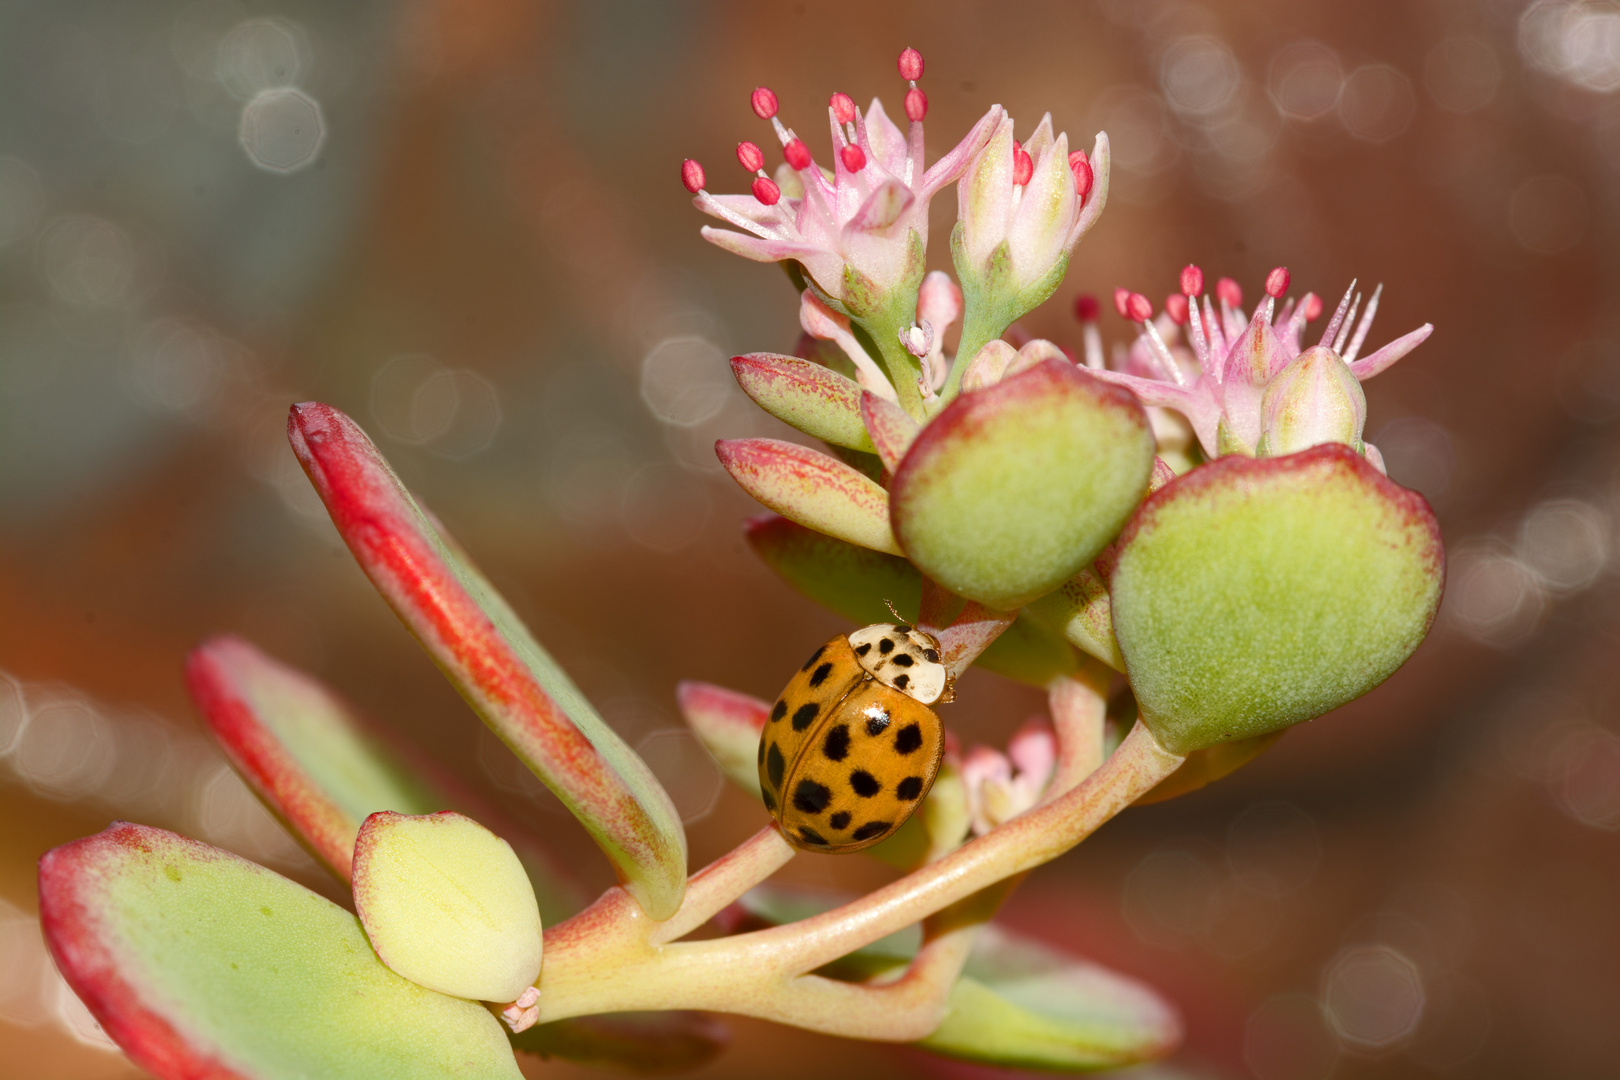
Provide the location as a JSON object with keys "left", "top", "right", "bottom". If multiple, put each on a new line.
{"left": 730, "top": 352, "right": 874, "bottom": 452}
{"left": 40, "top": 823, "right": 522, "bottom": 1080}
{"left": 860, "top": 390, "right": 919, "bottom": 474}
{"left": 891, "top": 360, "right": 1156, "bottom": 609}
{"left": 1112, "top": 444, "right": 1445, "bottom": 754}
{"left": 287, "top": 402, "right": 686, "bottom": 921}
{"left": 716, "top": 438, "right": 901, "bottom": 555}
{"left": 1134, "top": 732, "right": 1284, "bottom": 805}
{"left": 675, "top": 681, "right": 767, "bottom": 799}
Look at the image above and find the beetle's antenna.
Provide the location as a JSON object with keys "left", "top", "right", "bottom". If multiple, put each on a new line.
{"left": 883, "top": 598, "right": 904, "bottom": 623}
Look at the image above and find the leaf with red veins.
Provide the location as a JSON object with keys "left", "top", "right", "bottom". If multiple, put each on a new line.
{"left": 716, "top": 437, "right": 902, "bottom": 555}
{"left": 860, "top": 390, "right": 919, "bottom": 473}
{"left": 730, "top": 353, "right": 875, "bottom": 453}
{"left": 40, "top": 823, "right": 523, "bottom": 1080}
{"left": 286, "top": 402, "right": 686, "bottom": 921}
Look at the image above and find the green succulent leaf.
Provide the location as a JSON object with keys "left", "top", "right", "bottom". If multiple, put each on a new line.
{"left": 860, "top": 389, "right": 919, "bottom": 473}
{"left": 287, "top": 402, "right": 686, "bottom": 922}
{"left": 1111, "top": 444, "right": 1445, "bottom": 754}
{"left": 730, "top": 353, "right": 874, "bottom": 453}
{"left": 39, "top": 823, "right": 523, "bottom": 1080}
{"left": 742, "top": 514, "right": 1080, "bottom": 687}
{"left": 734, "top": 886, "right": 1181, "bottom": 1070}
{"left": 891, "top": 360, "right": 1155, "bottom": 610}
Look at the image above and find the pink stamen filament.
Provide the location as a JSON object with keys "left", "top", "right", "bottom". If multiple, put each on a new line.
{"left": 1319, "top": 279, "right": 1358, "bottom": 348}
{"left": 1344, "top": 283, "right": 1382, "bottom": 363}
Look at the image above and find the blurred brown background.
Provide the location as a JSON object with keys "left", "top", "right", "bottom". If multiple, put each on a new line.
{"left": 1, "top": 0, "right": 1616, "bottom": 1077}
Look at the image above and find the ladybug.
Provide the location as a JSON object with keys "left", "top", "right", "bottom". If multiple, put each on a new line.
{"left": 757, "top": 620, "right": 952, "bottom": 853}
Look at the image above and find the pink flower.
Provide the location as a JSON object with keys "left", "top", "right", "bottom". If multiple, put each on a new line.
{"left": 686, "top": 49, "right": 1002, "bottom": 318}
{"left": 1080, "top": 269, "right": 1432, "bottom": 459}
{"left": 960, "top": 719, "right": 1057, "bottom": 837}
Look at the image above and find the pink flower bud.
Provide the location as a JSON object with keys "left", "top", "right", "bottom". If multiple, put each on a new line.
{"left": 1127, "top": 292, "right": 1153, "bottom": 323}
{"left": 735, "top": 141, "right": 764, "bottom": 173}
{"left": 1257, "top": 345, "right": 1367, "bottom": 458}
{"left": 1012, "top": 143, "right": 1033, "bottom": 186}
{"left": 839, "top": 144, "right": 866, "bottom": 172}
{"left": 898, "top": 47, "right": 924, "bottom": 81}
{"left": 1165, "top": 294, "right": 1189, "bottom": 325}
{"left": 904, "top": 87, "right": 928, "bottom": 122}
{"left": 830, "top": 92, "right": 856, "bottom": 124}
{"left": 1074, "top": 294, "right": 1099, "bottom": 322}
{"left": 1216, "top": 277, "right": 1243, "bottom": 308}
{"left": 680, "top": 159, "right": 705, "bottom": 193}
{"left": 750, "top": 86, "right": 778, "bottom": 120}
{"left": 783, "top": 138, "right": 812, "bottom": 170}
{"left": 1265, "top": 266, "right": 1290, "bottom": 298}
{"left": 751, "top": 176, "right": 781, "bottom": 205}
{"left": 1180, "top": 263, "right": 1204, "bottom": 297}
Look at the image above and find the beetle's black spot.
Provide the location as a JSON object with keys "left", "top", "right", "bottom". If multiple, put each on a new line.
{"left": 792, "top": 779, "right": 832, "bottom": 814}
{"left": 822, "top": 724, "right": 850, "bottom": 761}
{"left": 766, "top": 743, "right": 785, "bottom": 788}
{"left": 809, "top": 662, "right": 834, "bottom": 688}
{"left": 762, "top": 789, "right": 776, "bottom": 812}
{"left": 771, "top": 699, "right": 787, "bottom": 722}
{"left": 855, "top": 642, "right": 872, "bottom": 657}
{"left": 922, "top": 648, "right": 940, "bottom": 663}
{"left": 894, "top": 723, "right": 923, "bottom": 754}
{"left": 895, "top": 624, "right": 912, "bottom": 634}
{"left": 896, "top": 776, "right": 924, "bottom": 800}
{"left": 798, "top": 827, "right": 827, "bottom": 846}
{"left": 894, "top": 673, "right": 911, "bottom": 690}
{"left": 892, "top": 653, "right": 914, "bottom": 668}
{"left": 829, "top": 810, "right": 851, "bottom": 830}
{"left": 852, "top": 821, "right": 891, "bottom": 842}
{"left": 757, "top": 737, "right": 766, "bottom": 764}
{"left": 865, "top": 710, "right": 890, "bottom": 736}
{"left": 849, "top": 770, "right": 881, "bottom": 797}
{"left": 878, "top": 638, "right": 895, "bottom": 655}
{"left": 791, "top": 702, "right": 820, "bottom": 731}
{"left": 801, "top": 644, "right": 826, "bottom": 671}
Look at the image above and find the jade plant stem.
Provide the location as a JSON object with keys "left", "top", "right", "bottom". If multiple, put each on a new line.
{"left": 527, "top": 721, "right": 1183, "bottom": 1036}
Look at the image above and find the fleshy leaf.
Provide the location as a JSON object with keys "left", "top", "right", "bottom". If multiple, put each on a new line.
{"left": 1024, "top": 568, "right": 1122, "bottom": 672}
{"left": 890, "top": 360, "right": 1155, "bottom": 609}
{"left": 734, "top": 886, "right": 1180, "bottom": 1069}
{"left": 353, "top": 812, "right": 542, "bottom": 1003}
{"left": 742, "top": 514, "right": 1079, "bottom": 687}
{"left": 675, "top": 681, "right": 766, "bottom": 799}
{"left": 1111, "top": 444, "right": 1445, "bottom": 754}
{"left": 287, "top": 402, "right": 686, "bottom": 921}
{"left": 860, "top": 390, "right": 919, "bottom": 474}
{"left": 716, "top": 438, "right": 902, "bottom": 555}
{"left": 730, "top": 353, "right": 875, "bottom": 453}
{"left": 40, "top": 823, "right": 523, "bottom": 1080}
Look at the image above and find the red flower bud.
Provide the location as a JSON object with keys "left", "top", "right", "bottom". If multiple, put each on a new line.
{"left": 1127, "top": 292, "right": 1154, "bottom": 323}
{"left": 751, "top": 87, "right": 778, "bottom": 120}
{"left": 1180, "top": 264, "right": 1204, "bottom": 297}
{"left": 898, "top": 47, "right": 924, "bottom": 81}
{"left": 839, "top": 144, "right": 866, "bottom": 172}
{"left": 735, "top": 141, "right": 764, "bottom": 173}
{"left": 751, "top": 176, "right": 781, "bottom": 206}
{"left": 904, "top": 87, "right": 928, "bottom": 122}
{"left": 783, "top": 138, "right": 812, "bottom": 170}
{"left": 1265, "top": 266, "right": 1290, "bottom": 298}
{"left": 680, "top": 159, "right": 705, "bottom": 193}
{"left": 1073, "top": 294, "right": 1099, "bottom": 322}
{"left": 1165, "top": 294, "right": 1189, "bottom": 325}
{"left": 830, "top": 92, "right": 856, "bottom": 124}
{"left": 1216, "top": 277, "right": 1243, "bottom": 308}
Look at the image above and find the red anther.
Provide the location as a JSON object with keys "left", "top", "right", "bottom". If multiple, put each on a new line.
{"left": 1302, "top": 293, "right": 1323, "bottom": 321}
{"left": 898, "top": 47, "right": 924, "bottom": 81}
{"left": 1265, "top": 266, "right": 1290, "bottom": 298}
{"left": 1012, "top": 146, "right": 1034, "bottom": 186}
{"left": 1113, "top": 288, "right": 1133, "bottom": 319}
{"left": 1180, "top": 264, "right": 1204, "bottom": 297}
{"left": 751, "top": 86, "right": 779, "bottom": 120}
{"left": 1127, "top": 292, "right": 1154, "bottom": 323}
{"left": 751, "top": 176, "right": 781, "bottom": 206}
{"left": 1165, "top": 294, "right": 1189, "bottom": 325}
{"left": 1216, "top": 277, "right": 1243, "bottom": 308}
{"left": 1074, "top": 294, "right": 1100, "bottom": 322}
{"left": 830, "top": 92, "right": 856, "bottom": 124}
{"left": 904, "top": 86, "right": 928, "bottom": 122}
{"left": 736, "top": 141, "right": 765, "bottom": 173}
{"left": 840, "top": 144, "right": 866, "bottom": 172}
{"left": 783, "top": 137, "right": 813, "bottom": 170}
{"left": 681, "top": 159, "right": 706, "bottom": 193}
{"left": 1069, "top": 154, "right": 1093, "bottom": 203}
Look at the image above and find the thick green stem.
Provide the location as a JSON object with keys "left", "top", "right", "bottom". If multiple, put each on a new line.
{"left": 938, "top": 306, "right": 1005, "bottom": 408}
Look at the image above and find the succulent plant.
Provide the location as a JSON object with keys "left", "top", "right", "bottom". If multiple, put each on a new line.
{"left": 38, "top": 46, "right": 1444, "bottom": 1078}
